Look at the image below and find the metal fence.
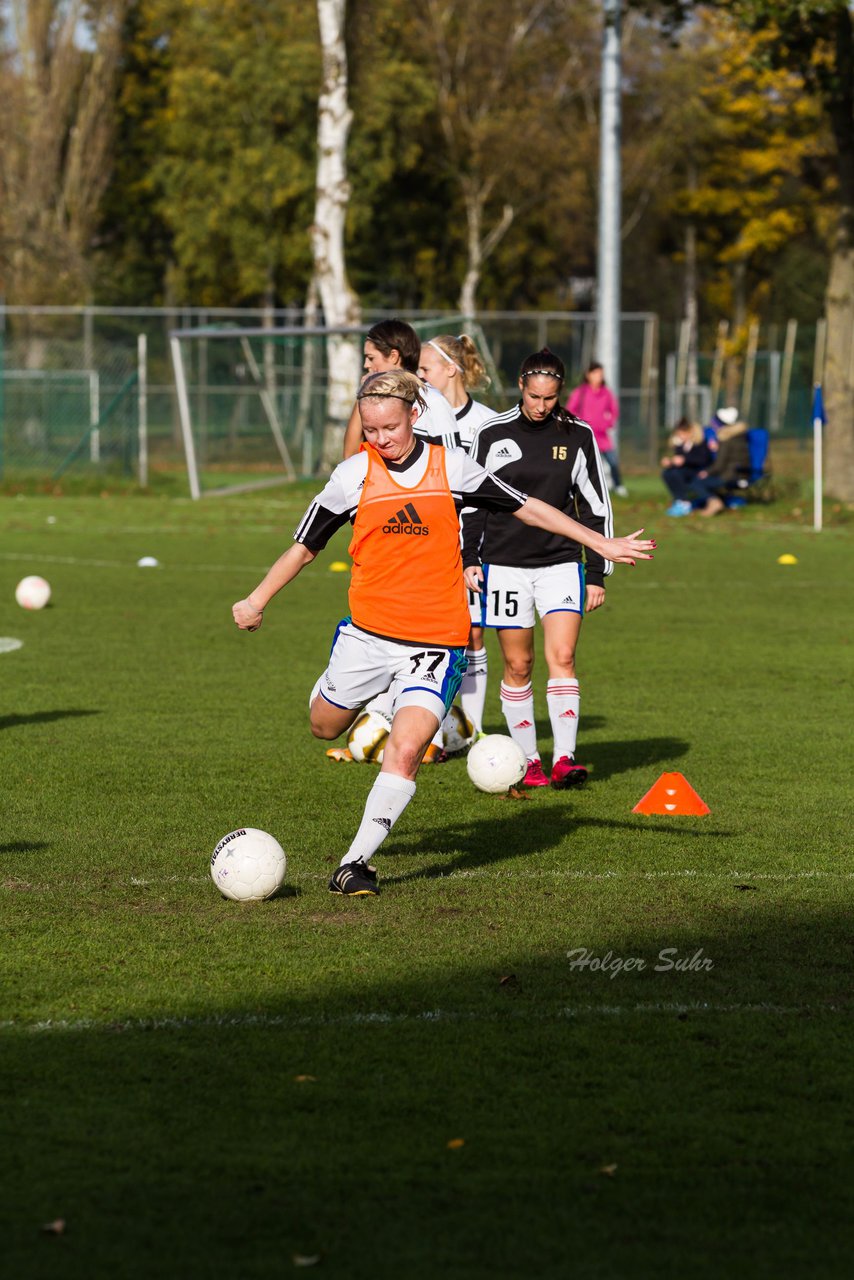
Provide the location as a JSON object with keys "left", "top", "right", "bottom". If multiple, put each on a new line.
{"left": 0, "top": 305, "right": 828, "bottom": 488}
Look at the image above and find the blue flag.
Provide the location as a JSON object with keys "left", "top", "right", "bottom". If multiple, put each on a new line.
{"left": 812, "top": 383, "right": 826, "bottom": 424}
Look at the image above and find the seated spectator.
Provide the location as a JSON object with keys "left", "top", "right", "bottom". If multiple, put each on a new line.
{"left": 695, "top": 413, "right": 752, "bottom": 516}
{"left": 661, "top": 417, "right": 714, "bottom": 516}
{"left": 703, "top": 404, "right": 738, "bottom": 450}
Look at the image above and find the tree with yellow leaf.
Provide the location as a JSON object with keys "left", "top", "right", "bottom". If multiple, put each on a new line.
{"left": 672, "top": 12, "right": 823, "bottom": 339}
{"left": 650, "top": 0, "right": 854, "bottom": 500}
{"left": 125, "top": 0, "right": 320, "bottom": 307}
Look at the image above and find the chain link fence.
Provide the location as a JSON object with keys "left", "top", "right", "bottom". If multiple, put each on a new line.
{"left": 0, "top": 306, "right": 826, "bottom": 489}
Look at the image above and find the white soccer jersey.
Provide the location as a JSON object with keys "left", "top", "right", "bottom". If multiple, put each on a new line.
{"left": 454, "top": 396, "right": 496, "bottom": 453}
{"left": 294, "top": 438, "right": 526, "bottom": 553}
{"left": 412, "top": 382, "right": 459, "bottom": 450}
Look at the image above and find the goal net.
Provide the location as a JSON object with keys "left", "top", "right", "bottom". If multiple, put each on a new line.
{"left": 0, "top": 336, "right": 139, "bottom": 484}
{"left": 169, "top": 317, "right": 502, "bottom": 499}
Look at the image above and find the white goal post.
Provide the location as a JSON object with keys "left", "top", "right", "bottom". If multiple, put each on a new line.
{"left": 169, "top": 317, "right": 493, "bottom": 499}
{"left": 170, "top": 323, "right": 367, "bottom": 499}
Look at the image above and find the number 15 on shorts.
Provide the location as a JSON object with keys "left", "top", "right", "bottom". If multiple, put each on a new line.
{"left": 468, "top": 576, "right": 520, "bottom": 628}
{"left": 479, "top": 562, "right": 585, "bottom": 628}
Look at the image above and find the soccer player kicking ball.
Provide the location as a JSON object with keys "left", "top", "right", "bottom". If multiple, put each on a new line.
{"left": 232, "top": 371, "right": 655, "bottom": 896}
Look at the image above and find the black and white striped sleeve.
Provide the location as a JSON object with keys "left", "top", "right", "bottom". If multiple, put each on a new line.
{"left": 415, "top": 387, "right": 462, "bottom": 450}
{"left": 450, "top": 450, "right": 528, "bottom": 512}
{"left": 571, "top": 427, "right": 614, "bottom": 582}
{"left": 293, "top": 458, "right": 364, "bottom": 552}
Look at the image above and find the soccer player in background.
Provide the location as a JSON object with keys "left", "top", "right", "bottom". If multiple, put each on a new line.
{"left": 462, "top": 348, "right": 613, "bottom": 790}
{"left": 232, "top": 370, "right": 655, "bottom": 895}
{"left": 418, "top": 333, "right": 497, "bottom": 736}
{"left": 342, "top": 319, "right": 458, "bottom": 456}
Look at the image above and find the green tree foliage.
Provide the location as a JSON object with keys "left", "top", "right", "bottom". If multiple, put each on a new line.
{"left": 344, "top": 0, "right": 452, "bottom": 308}
{"left": 102, "top": 0, "right": 320, "bottom": 307}
{"left": 406, "top": 0, "right": 604, "bottom": 314}
{"left": 674, "top": 11, "right": 824, "bottom": 328}
{"left": 645, "top": 0, "right": 854, "bottom": 496}
{"left": 95, "top": 0, "right": 173, "bottom": 303}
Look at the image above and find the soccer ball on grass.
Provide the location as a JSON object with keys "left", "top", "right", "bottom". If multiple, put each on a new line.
{"left": 16, "top": 576, "right": 51, "bottom": 610}
{"left": 348, "top": 709, "right": 391, "bottom": 763}
{"left": 442, "top": 705, "right": 475, "bottom": 756}
{"left": 210, "top": 828, "right": 287, "bottom": 902}
{"left": 466, "top": 734, "right": 527, "bottom": 794}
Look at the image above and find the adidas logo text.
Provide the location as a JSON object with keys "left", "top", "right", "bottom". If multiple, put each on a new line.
{"left": 373, "top": 817, "right": 392, "bottom": 831}
{"left": 382, "top": 501, "right": 429, "bottom": 536}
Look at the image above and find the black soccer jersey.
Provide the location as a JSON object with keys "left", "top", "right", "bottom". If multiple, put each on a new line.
{"left": 460, "top": 405, "right": 614, "bottom": 585}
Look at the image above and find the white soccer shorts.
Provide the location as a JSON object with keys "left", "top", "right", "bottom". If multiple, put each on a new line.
{"left": 316, "top": 619, "right": 468, "bottom": 722}
{"left": 472, "top": 562, "right": 586, "bottom": 629}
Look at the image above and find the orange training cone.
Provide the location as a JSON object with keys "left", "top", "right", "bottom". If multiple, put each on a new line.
{"left": 632, "top": 771, "right": 710, "bottom": 816}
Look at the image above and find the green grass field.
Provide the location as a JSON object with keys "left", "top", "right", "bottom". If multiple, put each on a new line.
{"left": 1, "top": 483, "right": 852, "bottom": 1278}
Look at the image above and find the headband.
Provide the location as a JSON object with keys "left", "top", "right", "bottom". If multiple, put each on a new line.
{"left": 427, "top": 339, "right": 464, "bottom": 374}
{"left": 358, "top": 392, "right": 417, "bottom": 404}
{"left": 521, "top": 368, "right": 563, "bottom": 381}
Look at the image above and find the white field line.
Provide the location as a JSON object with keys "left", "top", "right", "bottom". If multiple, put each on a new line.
{"left": 0, "top": 551, "right": 270, "bottom": 574}
{"left": 124, "top": 869, "right": 849, "bottom": 885}
{"left": 0, "top": 1002, "right": 841, "bottom": 1036}
{"left": 3, "top": 868, "right": 850, "bottom": 894}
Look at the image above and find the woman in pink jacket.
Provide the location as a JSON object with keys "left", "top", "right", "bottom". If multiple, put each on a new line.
{"left": 566, "top": 363, "right": 627, "bottom": 496}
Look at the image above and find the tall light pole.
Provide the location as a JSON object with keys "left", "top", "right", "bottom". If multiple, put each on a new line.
{"left": 597, "top": 0, "right": 622, "bottom": 417}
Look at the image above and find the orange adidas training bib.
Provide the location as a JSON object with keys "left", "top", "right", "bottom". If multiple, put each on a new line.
{"left": 348, "top": 444, "right": 469, "bottom": 646}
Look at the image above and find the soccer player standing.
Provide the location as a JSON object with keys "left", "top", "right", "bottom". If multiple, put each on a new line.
{"left": 233, "top": 370, "right": 654, "bottom": 894}
{"left": 462, "top": 348, "right": 612, "bottom": 789}
{"left": 342, "top": 319, "right": 458, "bottom": 457}
{"left": 418, "top": 333, "right": 497, "bottom": 736}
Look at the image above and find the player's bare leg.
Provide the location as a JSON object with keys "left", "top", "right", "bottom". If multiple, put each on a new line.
{"left": 309, "top": 695, "right": 361, "bottom": 741}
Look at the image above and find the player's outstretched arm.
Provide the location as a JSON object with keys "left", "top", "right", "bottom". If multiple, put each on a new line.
{"left": 514, "top": 496, "right": 655, "bottom": 565}
{"left": 232, "top": 543, "right": 317, "bottom": 631}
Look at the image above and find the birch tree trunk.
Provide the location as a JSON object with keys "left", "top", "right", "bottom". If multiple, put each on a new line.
{"left": 312, "top": 0, "right": 362, "bottom": 464}
{"left": 459, "top": 183, "right": 514, "bottom": 322}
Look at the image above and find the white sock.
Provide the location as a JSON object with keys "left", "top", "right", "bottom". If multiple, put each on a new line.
{"left": 547, "top": 678, "right": 580, "bottom": 763}
{"left": 500, "top": 681, "right": 538, "bottom": 761}
{"left": 341, "top": 772, "right": 417, "bottom": 865}
{"left": 460, "top": 647, "right": 488, "bottom": 733}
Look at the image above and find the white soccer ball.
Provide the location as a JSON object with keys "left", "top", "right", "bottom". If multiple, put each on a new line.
{"left": 15, "top": 576, "right": 51, "bottom": 610}
{"left": 210, "top": 828, "right": 287, "bottom": 902}
{"left": 466, "top": 734, "right": 527, "bottom": 794}
{"left": 348, "top": 709, "right": 391, "bottom": 763}
{"left": 442, "top": 705, "right": 475, "bottom": 756}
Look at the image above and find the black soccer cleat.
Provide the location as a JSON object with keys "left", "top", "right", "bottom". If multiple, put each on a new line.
{"left": 328, "top": 862, "right": 380, "bottom": 896}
